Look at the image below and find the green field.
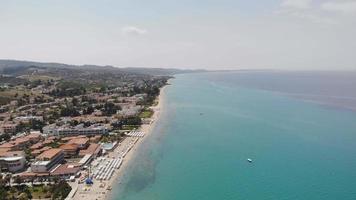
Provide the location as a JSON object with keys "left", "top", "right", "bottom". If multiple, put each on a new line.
{"left": 139, "top": 109, "right": 153, "bottom": 118}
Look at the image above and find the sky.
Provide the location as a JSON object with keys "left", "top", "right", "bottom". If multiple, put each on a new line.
{"left": 0, "top": 0, "right": 355, "bottom": 70}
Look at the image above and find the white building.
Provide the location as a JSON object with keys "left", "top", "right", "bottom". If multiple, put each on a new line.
{"left": 43, "top": 124, "right": 108, "bottom": 136}
{"left": 0, "top": 151, "right": 26, "bottom": 172}
{"left": 31, "top": 148, "right": 64, "bottom": 173}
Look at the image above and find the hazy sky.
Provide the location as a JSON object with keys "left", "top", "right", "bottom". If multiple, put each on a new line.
{"left": 1, "top": 0, "right": 355, "bottom": 70}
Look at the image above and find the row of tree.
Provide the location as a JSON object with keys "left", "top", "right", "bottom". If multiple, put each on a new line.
{"left": 0, "top": 175, "right": 71, "bottom": 200}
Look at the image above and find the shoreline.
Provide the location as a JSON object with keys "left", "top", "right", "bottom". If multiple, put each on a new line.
{"left": 71, "top": 84, "right": 168, "bottom": 200}
{"left": 105, "top": 84, "right": 168, "bottom": 199}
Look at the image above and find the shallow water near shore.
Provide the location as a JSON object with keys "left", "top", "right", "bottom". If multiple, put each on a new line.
{"left": 111, "top": 72, "right": 356, "bottom": 200}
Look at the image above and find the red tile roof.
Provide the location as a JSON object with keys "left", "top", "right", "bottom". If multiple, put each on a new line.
{"left": 37, "top": 148, "right": 63, "bottom": 160}
{"left": 68, "top": 137, "right": 89, "bottom": 145}
{"left": 50, "top": 164, "right": 80, "bottom": 175}
{"left": 0, "top": 143, "right": 14, "bottom": 148}
{"left": 30, "top": 142, "right": 43, "bottom": 150}
{"left": 0, "top": 150, "right": 24, "bottom": 157}
{"left": 60, "top": 143, "right": 79, "bottom": 151}
{"left": 79, "top": 143, "right": 101, "bottom": 156}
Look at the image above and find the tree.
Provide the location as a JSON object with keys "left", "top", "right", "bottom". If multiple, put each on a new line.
{"left": 102, "top": 102, "right": 121, "bottom": 116}
{"left": 83, "top": 105, "right": 94, "bottom": 115}
{"left": 43, "top": 185, "right": 49, "bottom": 194}
{"left": 52, "top": 176, "right": 60, "bottom": 184}
{"left": 14, "top": 176, "right": 24, "bottom": 185}
{"left": 83, "top": 121, "right": 92, "bottom": 127}
{"left": 30, "top": 119, "right": 45, "bottom": 131}
{"left": 4, "top": 174, "right": 12, "bottom": 187}
{"left": 122, "top": 116, "right": 142, "bottom": 126}
{"left": 69, "top": 120, "right": 79, "bottom": 127}
{"left": 9, "top": 187, "right": 17, "bottom": 199}
{"left": 60, "top": 106, "right": 80, "bottom": 117}
{"left": 0, "top": 133, "right": 11, "bottom": 142}
{"left": 0, "top": 174, "right": 8, "bottom": 200}
{"left": 23, "top": 187, "right": 32, "bottom": 200}
{"left": 71, "top": 97, "right": 79, "bottom": 106}
{"left": 17, "top": 122, "right": 29, "bottom": 133}
{"left": 18, "top": 192, "right": 28, "bottom": 200}
{"left": 50, "top": 180, "right": 71, "bottom": 200}
{"left": 0, "top": 186, "right": 7, "bottom": 200}
{"left": 100, "top": 86, "right": 106, "bottom": 93}
{"left": 111, "top": 121, "right": 122, "bottom": 130}
{"left": 24, "top": 148, "right": 33, "bottom": 161}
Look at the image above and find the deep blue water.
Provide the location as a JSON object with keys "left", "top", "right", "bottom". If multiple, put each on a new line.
{"left": 111, "top": 72, "right": 356, "bottom": 200}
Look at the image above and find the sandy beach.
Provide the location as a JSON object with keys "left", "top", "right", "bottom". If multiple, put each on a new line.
{"left": 70, "top": 85, "right": 168, "bottom": 200}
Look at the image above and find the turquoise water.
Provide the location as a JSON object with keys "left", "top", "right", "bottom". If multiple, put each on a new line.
{"left": 111, "top": 72, "right": 356, "bottom": 200}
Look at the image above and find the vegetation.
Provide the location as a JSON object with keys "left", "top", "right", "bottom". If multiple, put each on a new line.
{"left": 60, "top": 106, "right": 80, "bottom": 117}
{"left": 0, "top": 95, "right": 11, "bottom": 105}
{"left": 0, "top": 133, "right": 11, "bottom": 142}
{"left": 24, "top": 148, "right": 34, "bottom": 161}
{"left": 83, "top": 105, "right": 94, "bottom": 115}
{"left": 50, "top": 180, "right": 72, "bottom": 200}
{"left": 122, "top": 125, "right": 140, "bottom": 130}
{"left": 100, "top": 133, "right": 122, "bottom": 143}
{"left": 15, "top": 119, "right": 45, "bottom": 133}
{"left": 123, "top": 116, "right": 142, "bottom": 125}
{"left": 0, "top": 177, "right": 71, "bottom": 200}
{"left": 102, "top": 102, "right": 121, "bottom": 116}
{"left": 139, "top": 109, "right": 154, "bottom": 118}
{"left": 0, "top": 59, "right": 181, "bottom": 199}
{"left": 49, "top": 81, "right": 86, "bottom": 97}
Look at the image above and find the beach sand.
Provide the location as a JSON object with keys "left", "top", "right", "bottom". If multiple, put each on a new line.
{"left": 71, "top": 85, "right": 168, "bottom": 200}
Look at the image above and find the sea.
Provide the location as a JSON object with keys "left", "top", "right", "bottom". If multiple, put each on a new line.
{"left": 111, "top": 71, "right": 356, "bottom": 200}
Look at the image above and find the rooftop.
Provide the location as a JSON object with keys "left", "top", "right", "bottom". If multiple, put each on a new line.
{"left": 61, "top": 135, "right": 86, "bottom": 142}
{"left": 0, "top": 143, "right": 14, "bottom": 148}
{"left": 0, "top": 150, "right": 25, "bottom": 158}
{"left": 26, "top": 132, "right": 41, "bottom": 139}
{"left": 79, "top": 143, "right": 101, "bottom": 156}
{"left": 78, "top": 154, "right": 92, "bottom": 165}
{"left": 32, "top": 160, "right": 51, "bottom": 166}
{"left": 37, "top": 148, "right": 63, "bottom": 160}
{"left": 19, "top": 172, "right": 50, "bottom": 177}
{"left": 30, "top": 142, "right": 43, "bottom": 150}
{"left": 50, "top": 164, "right": 81, "bottom": 176}
{"left": 60, "top": 143, "right": 79, "bottom": 151}
{"left": 68, "top": 137, "right": 89, "bottom": 145}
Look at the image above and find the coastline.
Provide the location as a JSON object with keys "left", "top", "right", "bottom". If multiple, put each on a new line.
{"left": 105, "top": 84, "right": 168, "bottom": 199}
{"left": 71, "top": 84, "right": 168, "bottom": 200}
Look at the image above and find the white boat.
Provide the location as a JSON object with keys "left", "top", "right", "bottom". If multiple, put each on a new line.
{"left": 247, "top": 158, "right": 253, "bottom": 163}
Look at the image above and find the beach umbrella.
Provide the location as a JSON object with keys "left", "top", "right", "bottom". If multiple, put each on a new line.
{"left": 85, "top": 178, "right": 94, "bottom": 185}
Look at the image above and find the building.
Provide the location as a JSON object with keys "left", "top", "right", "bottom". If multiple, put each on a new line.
{"left": 26, "top": 131, "right": 42, "bottom": 143}
{"left": 118, "top": 105, "right": 142, "bottom": 117}
{"left": 78, "top": 154, "right": 93, "bottom": 166}
{"left": 89, "top": 135, "right": 102, "bottom": 143}
{"left": 50, "top": 164, "right": 81, "bottom": 179}
{"left": 43, "top": 124, "right": 108, "bottom": 136}
{"left": 59, "top": 143, "right": 79, "bottom": 158}
{"left": 31, "top": 146, "right": 52, "bottom": 157}
{"left": 14, "top": 116, "right": 43, "bottom": 124}
{"left": 0, "top": 132, "right": 42, "bottom": 151}
{"left": 30, "top": 142, "right": 44, "bottom": 151}
{"left": 61, "top": 135, "right": 87, "bottom": 142}
{"left": 68, "top": 137, "right": 89, "bottom": 149}
{"left": 1, "top": 123, "right": 17, "bottom": 134}
{"left": 31, "top": 148, "right": 64, "bottom": 173}
{"left": 0, "top": 113, "right": 9, "bottom": 121}
{"left": 79, "top": 143, "right": 102, "bottom": 157}
{"left": 0, "top": 151, "right": 26, "bottom": 172}
{"left": 0, "top": 143, "right": 15, "bottom": 152}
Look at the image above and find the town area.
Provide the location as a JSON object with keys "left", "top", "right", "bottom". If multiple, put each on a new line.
{"left": 0, "top": 61, "right": 170, "bottom": 199}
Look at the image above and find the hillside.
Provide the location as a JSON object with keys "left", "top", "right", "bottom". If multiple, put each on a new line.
{"left": 0, "top": 59, "right": 206, "bottom": 76}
